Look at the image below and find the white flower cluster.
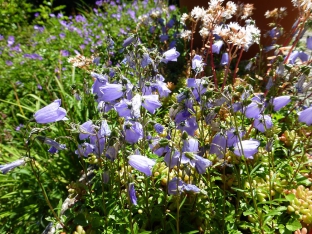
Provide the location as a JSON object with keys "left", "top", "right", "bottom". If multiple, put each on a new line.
{"left": 191, "top": 6, "right": 206, "bottom": 20}
{"left": 292, "top": 0, "right": 312, "bottom": 10}
{"left": 213, "top": 22, "right": 260, "bottom": 51}
{"left": 180, "top": 30, "right": 192, "bottom": 40}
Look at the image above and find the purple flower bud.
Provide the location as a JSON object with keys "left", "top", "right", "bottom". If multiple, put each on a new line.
{"left": 161, "top": 47, "right": 180, "bottom": 63}
{"left": 307, "top": 36, "right": 312, "bottom": 50}
{"left": 272, "top": 96, "right": 291, "bottom": 111}
{"left": 128, "top": 155, "right": 155, "bottom": 176}
{"left": 266, "top": 77, "right": 274, "bottom": 90}
{"left": 48, "top": 146, "right": 58, "bottom": 154}
{"left": 298, "top": 106, "right": 312, "bottom": 126}
{"left": 154, "top": 123, "right": 164, "bottom": 134}
{"left": 128, "top": 183, "right": 137, "bottom": 205}
{"left": 160, "top": 34, "right": 169, "bottom": 42}
{"left": 233, "top": 140, "right": 260, "bottom": 159}
{"left": 0, "top": 158, "right": 26, "bottom": 174}
{"left": 37, "top": 136, "right": 66, "bottom": 151}
{"left": 212, "top": 40, "right": 224, "bottom": 54}
{"left": 123, "top": 35, "right": 135, "bottom": 47}
{"left": 253, "top": 115, "right": 273, "bottom": 132}
{"left": 34, "top": 99, "right": 67, "bottom": 124}
{"left": 220, "top": 53, "right": 229, "bottom": 65}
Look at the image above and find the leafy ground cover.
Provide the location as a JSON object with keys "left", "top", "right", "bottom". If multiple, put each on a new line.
{"left": 0, "top": 0, "right": 312, "bottom": 233}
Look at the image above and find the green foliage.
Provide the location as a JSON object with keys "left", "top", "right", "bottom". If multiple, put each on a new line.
{"left": 0, "top": 0, "right": 33, "bottom": 33}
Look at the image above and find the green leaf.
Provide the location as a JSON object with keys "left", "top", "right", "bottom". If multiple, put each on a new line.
{"left": 264, "top": 206, "right": 287, "bottom": 217}
{"left": 286, "top": 218, "right": 301, "bottom": 231}
{"left": 285, "top": 194, "right": 295, "bottom": 202}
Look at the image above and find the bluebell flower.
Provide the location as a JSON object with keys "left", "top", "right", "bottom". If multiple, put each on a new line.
{"left": 161, "top": 47, "right": 180, "bottom": 63}
{"left": 272, "top": 96, "right": 291, "bottom": 111}
{"left": 177, "top": 117, "right": 198, "bottom": 136}
{"left": 168, "top": 177, "right": 200, "bottom": 195}
{"left": 131, "top": 94, "right": 142, "bottom": 118}
{"left": 0, "top": 158, "right": 26, "bottom": 174}
{"left": 154, "top": 123, "right": 164, "bottom": 134}
{"left": 298, "top": 106, "right": 312, "bottom": 126}
{"left": 187, "top": 78, "right": 208, "bottom": 101}
{"left": 106, "top": 144, "right": 119, "bottom": 161}
{"left": 268, "top": 27, "right": 281, "bottom": 38}
{"left": 128, "top": 183, "right": 137, "bottom": 205}
{"left": 34, "top": 99, "right": 67, "bottom": 124}
{"left": 181, "top": 138, "right": 212, "bottom": 174}
{"left": 48, "top": 146, "right": 58, "bottom": 154}
{"left": 92, "top": 73, "right": 108, "bottom": 101}
{"left": 75, "top": 142, "right": 95, "bottom": 158}
{"left": 174, "top": 108, "right": 192, "bottom": 124}
{"left": 114, "top": 99, "right": 132, "bottom": 117}
{"left": 79, "top": 120, "right": 94, "bottom": 140}
{"left": 220, "top": 53, "right": 229, "bottom": 65}
{"left": 212, "top": 40, "right": 224, "bottom": 54}
{"left": 287, "top": 51, "right": 299, "bottom": 64}
{"left": 141, "top": 53, "right": 152, "bottom": 68}
{"left": 124, "top": 121, "right": 143, "bottom": 144}
{"left": 37, "top": 136, "right": 66, "bottom": 151}
{"left": 123, "top": 35, "right": 136, "bottom": 47}
{"left": 192, "top": 55, "right": 204, "bottom": 73}
{"left": 149, "top": 138, "right": 169, "bottom": 157}
{"left": 164, "top": 149, "right": 180, "bottom": 168}
{"left": 99, "top": 120, "right": 111, "bottom": 137}
{"left": 152, "top": 81, "right": 171, "bottom": 98}
{"left": 210, "top": 133, "right": 227, "bottom": 158}
{"left": 226, "top": 128, "right": 244, "bottom": 147}
{"left": 233, "top": 140, "right": 260, "bottom": 159}
{"left": 168, "top": 177, "right": 184, "bottom": 195}
{"left": 275, "top": 63, "right": 285, "bottom": 77}
{"left": 99, "top": 83, "right": 124, "bottom": 102}
{"left": 245, "top": 95, "right": 265, "bottom": 119}
{"left": 254, "top": 115, "right": 273, "bottom": 132}
{"left": 141, "top": 95, "right": 161, "bottom": 114}
{"left": 183, "top": 183, "right": 201, "bottom": 193}
{"left": 90, "top": 132, "right": 106, "bottom": 156}
{"left": 128, "top": 155, "right": 155, "bottom": 176}
{"left": 298, "top": 51, "right": 309, "bottom": 63}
